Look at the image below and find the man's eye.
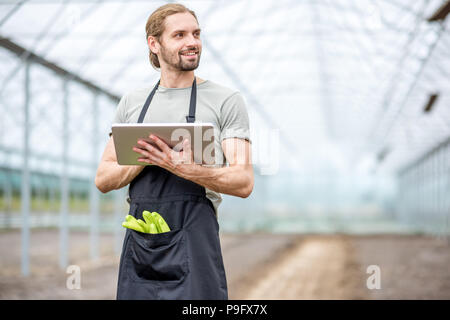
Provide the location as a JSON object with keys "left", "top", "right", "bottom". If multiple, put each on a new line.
{"left": 175, "top": 33, "right": 183, "bottom": 38}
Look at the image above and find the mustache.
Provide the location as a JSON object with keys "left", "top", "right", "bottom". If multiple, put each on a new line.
{"left": 179, "top": 48, "right": 200, "bottom": 54}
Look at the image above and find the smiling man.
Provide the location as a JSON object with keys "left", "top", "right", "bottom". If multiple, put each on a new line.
{"left": 95, "top": 3, "right": 253, "bottom": 300}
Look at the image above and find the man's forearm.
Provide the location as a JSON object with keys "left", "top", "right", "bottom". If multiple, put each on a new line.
{"left": 95, "top": 162, "right": 145, "bottom": 193}
{"left": 179, "top": 164, "right": 253, "bottom": 198}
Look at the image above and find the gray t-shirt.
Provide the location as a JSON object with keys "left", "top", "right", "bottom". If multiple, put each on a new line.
{"left": 110, "top": 79, "right": 251, "bottom": 217}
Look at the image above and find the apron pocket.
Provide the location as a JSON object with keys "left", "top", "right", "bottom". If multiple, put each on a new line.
{"left": 126, "top": 228, "right": 188, "bottom": 282}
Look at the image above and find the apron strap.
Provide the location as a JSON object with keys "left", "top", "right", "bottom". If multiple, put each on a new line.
{"left": 186, "top": 78, "right": 196, "bottom": 123}
{"left": 137, "top": 80, "right": 160, "bottom": 124}
{"left": 137, "top": 77, "right": 197, "bottom": 124}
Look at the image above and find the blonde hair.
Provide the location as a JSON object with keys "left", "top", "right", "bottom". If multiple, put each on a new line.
{"left": 145, "top": 3, "right": 198, "bottom": 69}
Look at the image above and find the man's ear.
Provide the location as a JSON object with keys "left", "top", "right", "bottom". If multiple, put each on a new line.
{"left": 148, "top": 36, "right": 160, "bottom": 54}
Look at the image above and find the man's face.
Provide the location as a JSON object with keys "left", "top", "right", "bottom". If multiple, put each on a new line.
{"left": 157, "top": 12, "right": 202, "bottom": 71}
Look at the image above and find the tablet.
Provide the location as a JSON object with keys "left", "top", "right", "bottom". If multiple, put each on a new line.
{"left": 111, "top": 123, "right": 215, "bottom": 166}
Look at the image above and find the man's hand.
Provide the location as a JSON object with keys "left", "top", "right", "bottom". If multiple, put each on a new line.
{"left": 133, "top": 134, "right": 197, "bottom": 178}
{"left": 133, "top": 134, "right": 254, "bottom": 198}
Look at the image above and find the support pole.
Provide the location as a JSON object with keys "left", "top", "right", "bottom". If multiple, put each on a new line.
{"left": 21, "top": 59, "right": 31, "bottom": 276}
{"left": 59, "top": 78, "right": 69, "bottom": 269}
{"left": 90, "top": 92, "right": 99, "bottom": 261}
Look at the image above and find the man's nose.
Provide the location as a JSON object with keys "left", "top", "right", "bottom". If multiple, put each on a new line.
{"left": 185, "top": 34, "right": 200, "bottom": 48}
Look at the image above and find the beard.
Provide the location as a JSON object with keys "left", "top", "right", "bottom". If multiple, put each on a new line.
{"left": 160, "top": 45, "right": 201, "bottom": 71}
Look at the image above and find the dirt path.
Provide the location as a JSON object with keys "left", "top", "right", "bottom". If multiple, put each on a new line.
{"left": 0, "top": 230, "right": 449, "bottom": 299}
{"left": 0, "top": 229, "right": 121, "bottom": 299}
{"left": 351, "top": 234, "right": 450, "bottom": 299}
{"left": 234, "top": 234, "right": 450, "bottom": 300}
{"left": 239, "top": 235, "right": 366, "bottom": 299}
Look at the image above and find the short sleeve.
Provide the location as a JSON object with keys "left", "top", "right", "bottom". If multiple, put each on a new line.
{"left": 219, "top": 92, "right": 251, "bottom": 143}
{"left": 108, "top": 94, "right": 128, "bottom": 137}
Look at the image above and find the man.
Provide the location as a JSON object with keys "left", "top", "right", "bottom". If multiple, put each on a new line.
{"left": 95, "top": 3, "right": 253, "bottom": 300}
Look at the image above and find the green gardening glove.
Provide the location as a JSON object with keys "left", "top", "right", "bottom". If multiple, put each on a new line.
{"left": 122, "top": 211, "right": 171, "bottom": 234}
{"left": 143, "top": 210, "right": 171, "bottom": 233}
{"left": 142, "top": 211, "right": 160, "bottom": 233}
{"left": 122, "top": 214, "right": 159, "bottom": 233}
{"left": 150, "top": 211, "right": 171, "bottom": 233}
{"left": 148, "top": 222, "right": 158, "bottom": 234}
{"left": 122, "top": 215, "right": 149, "bottom": 233}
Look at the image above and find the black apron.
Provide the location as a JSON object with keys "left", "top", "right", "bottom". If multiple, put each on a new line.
{"left": 116, "top": 78, "right": 228, "bottom": 300}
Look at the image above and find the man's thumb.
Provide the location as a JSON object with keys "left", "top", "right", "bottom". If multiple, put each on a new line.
{"left": 183, "top": 139, "right": 190, "bottom": 150}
